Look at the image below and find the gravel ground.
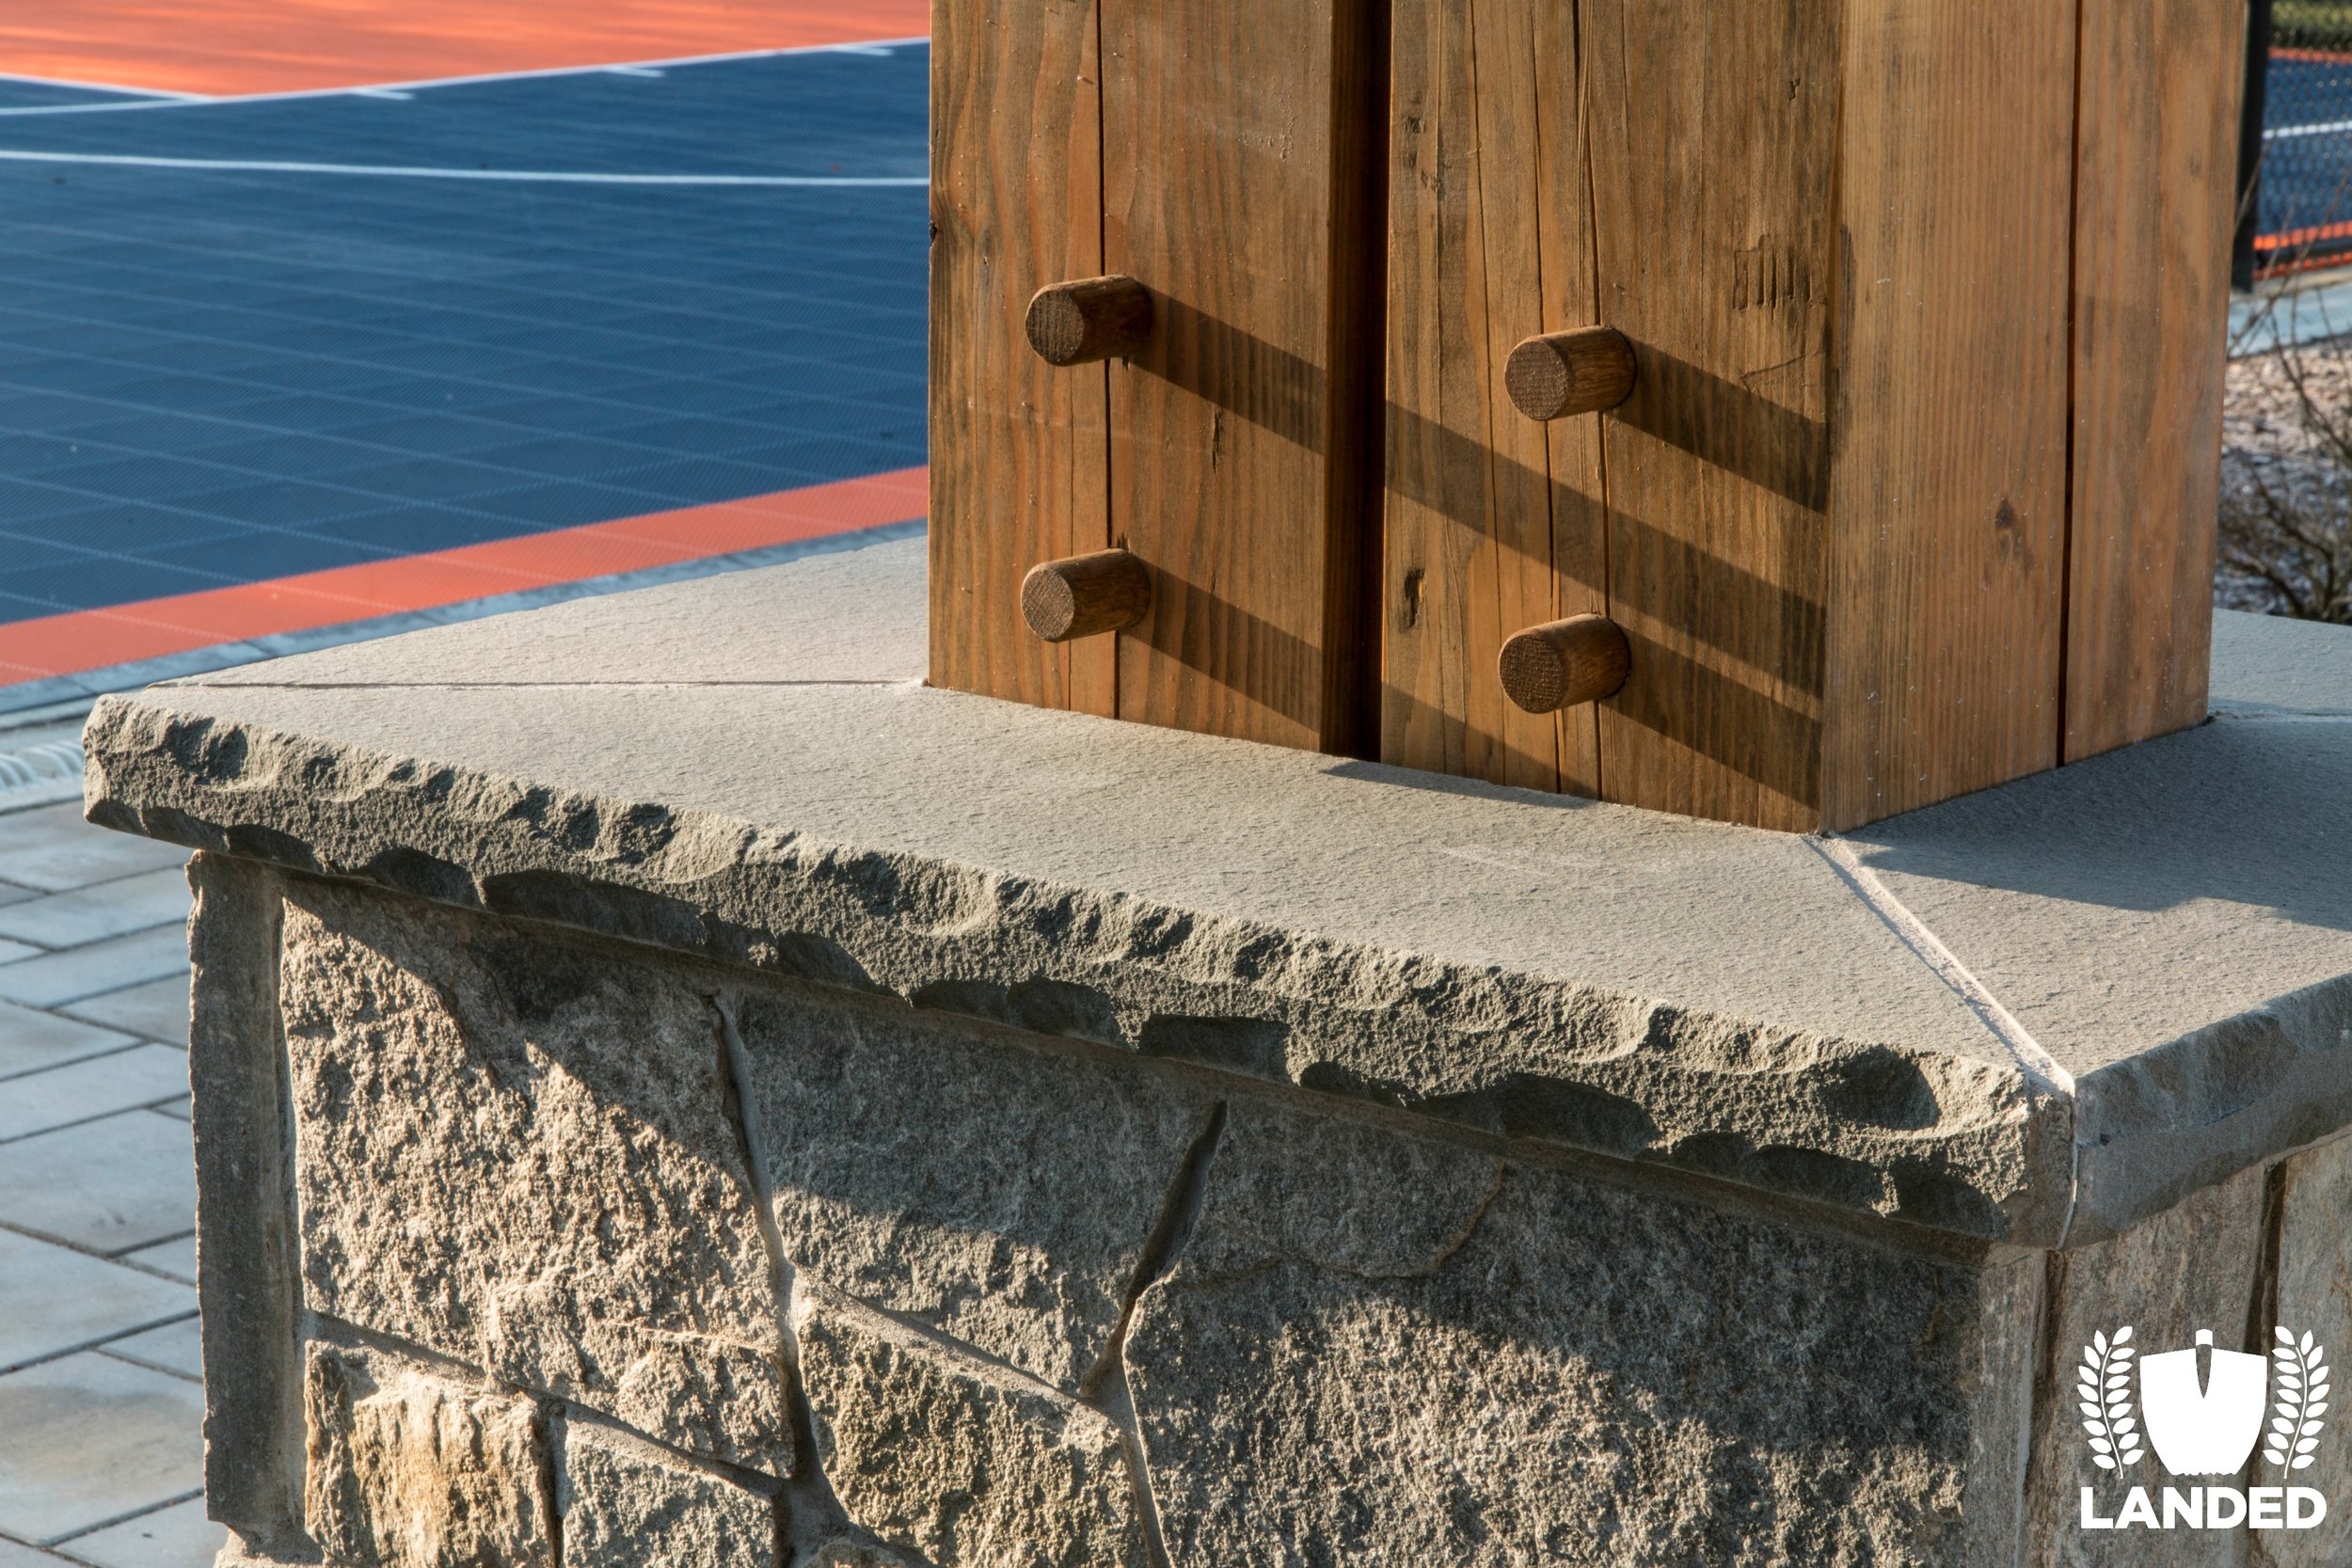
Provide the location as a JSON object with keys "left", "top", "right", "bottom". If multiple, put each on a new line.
{"left": 2220, "top": 309, "right": 2352, "bottom": 619}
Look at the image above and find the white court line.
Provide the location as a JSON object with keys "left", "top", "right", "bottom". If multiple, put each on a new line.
{"left": 0, "top": 36, "right": 927, "bottom": 118}
{"left": 2269, "top": 118, "right": 2352, "bottom": 141}
{"left": 0, "top": 149, "right": 925, "bottom": 185}
{"left": 0, "top": 69, "right": 208, "bottom": 101}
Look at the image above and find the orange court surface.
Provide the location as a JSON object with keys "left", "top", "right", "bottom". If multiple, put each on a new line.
{"left": 0, "top": 0, "right": 931, "bottom": 96}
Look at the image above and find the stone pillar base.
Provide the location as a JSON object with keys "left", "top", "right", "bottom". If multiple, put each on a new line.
{"left": 85, "top": 542, "right": 2352, "bottom": 1566}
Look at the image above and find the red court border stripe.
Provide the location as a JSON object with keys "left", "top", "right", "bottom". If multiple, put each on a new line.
{"left": 0, "top": 466, "right": 927, "bottom": 684}
{"left": 0, "top": 2, "right": 932, "bottom": 99}
{"left": 2255, "top": 216, "right": 2352, "bottom": 253}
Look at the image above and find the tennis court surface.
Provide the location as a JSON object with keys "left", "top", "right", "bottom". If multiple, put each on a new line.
{"left": 0, "top": 1, "right": 932, "bottom": 703}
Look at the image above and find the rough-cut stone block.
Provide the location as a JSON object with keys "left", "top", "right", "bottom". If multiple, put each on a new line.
{"left": 797, "top": 1285, "right": 1149, "bottom": 1568}
{"left": 558, "top": 1418, "right": 777, "bottom": 1568}
{"left": 737, "top": 984, "right": 1213, "bottom": 1392}
{"left": 2021, "top": 1164, "right": 2269, "bottom": 1568}
{"left": 2256, "top": 1134, "right": 2352, "bottom": 1568}
{"left": 1126, "top": 1096, "right": 2038, "bottom": 1567}
{"left": 796, "top": 1540, "right": 928, "bottom": 1568}
{"left": 279, "top": 882, "right": 791, "bottom": 1473}
{"left": 303, "top": 1343, "right": 550, "bottom": 1568}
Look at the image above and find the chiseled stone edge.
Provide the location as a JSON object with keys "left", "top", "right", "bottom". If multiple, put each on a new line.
{"left": 2066, "top": 978, "right": 2352, "bottom": 1246}
{"left": 86, "top": 693, "right": 2069, "bottom": 1244}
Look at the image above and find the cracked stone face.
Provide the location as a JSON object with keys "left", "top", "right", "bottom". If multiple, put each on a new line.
{"left": 280, "top": 882, "right": 793, "bottom": 1474}
{"left": 796, "top": 1284, "right": 1151, "bottom": 1568}
{"left": 734, "top": 983, "right": 1216, "bottom": 1393}
{"left": 304, "top": 1342, "right": 551, "bottom": 1568}
{"left": 1125, "top": 1097, "right": 2039, "bottom": 1567}
{"left": 558, "top": 1418, "right": 778, "bottom": 1568}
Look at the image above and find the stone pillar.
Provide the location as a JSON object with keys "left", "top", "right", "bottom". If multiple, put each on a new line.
{"left": 85, "top": 545, "right": 2352, "bottom": 1566}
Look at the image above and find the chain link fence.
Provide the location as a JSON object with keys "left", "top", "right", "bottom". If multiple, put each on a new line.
{"left": 2243, "top": 0, "right": 2352, "bottom": 280}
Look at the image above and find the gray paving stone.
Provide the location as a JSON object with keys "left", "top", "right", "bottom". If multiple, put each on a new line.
{"left": 53, "top": 1497, "right": 223, "bottom": 1568}
{"left": 118, "top": 1234, "right": 195, "bottom": 1286}
{"left": 0, "top": 942, "right": 36, "bottom": 967}
{"left": 0, "top": 1353, "right": 203, "bottom": 1544}
{"left": 147, "top": 1100, "right": 190, "bottom": 1122}
{"left": 0, "top": 1048, "right": 188, "bottom": 1143}
{"left": 0, "top": 883, "right": 38, "bottom": 909}
{"left": 57, "top": 978, "right": 189, "bottom": 1048}
{"left": 0, "top": 815, "right": 187, "bottom": 896}
{"left": 98, "top": 1317, "right": 201, "bottom": 1383}
{"left": 0, "top": 1111, "right": 195, "bottom": 1254}
{"left": 0, "top": 930, "right": 188, "bottom": 1010}
{"left": 0, "top": 869, "right": 193, "bottom": 951}
{"left": 0, "top": 1229, "right": 192, "bottom": 1375}
{"left": 0, "top": 804, "right": 87, "bottom": 858}
{"left": 0, "top": 1002, "right": 137, "bottom": 1081}
{"left": 0, "top": 1537, "right": 76, "bottom": 1565}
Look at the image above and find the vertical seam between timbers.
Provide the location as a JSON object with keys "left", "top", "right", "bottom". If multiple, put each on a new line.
{"left": 2056, "top": 0, "right": 2088, "bottom": 762}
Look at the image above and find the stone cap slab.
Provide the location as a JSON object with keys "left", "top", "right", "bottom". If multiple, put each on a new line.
{"left": 82, "top": 539, "right": 2352, "bottom": 1250}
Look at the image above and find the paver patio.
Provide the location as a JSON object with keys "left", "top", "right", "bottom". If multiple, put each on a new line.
{"left": 0, "top": 727, "right": 213, "bottom": 1568}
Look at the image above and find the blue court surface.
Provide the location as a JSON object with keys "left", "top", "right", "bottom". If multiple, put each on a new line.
{"left": 2262, "top": 51, "right": 2352, "bottom": 265}
{"left": 0, "top": 43, "right": 929, "bottom": 625}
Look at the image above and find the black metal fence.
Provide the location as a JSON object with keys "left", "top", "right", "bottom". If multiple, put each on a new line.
{"left": 2241, "top": 0, "right": 2352, "bottom": 282}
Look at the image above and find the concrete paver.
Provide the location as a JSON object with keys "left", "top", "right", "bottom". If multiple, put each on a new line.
{"left": 53, "top": 1497, "right": 223, "bottom": 1568}
{"left": 0, "top": 1354, "right": 204, "bottom": 1544}
{"left": 0, "top": 770, "right": 208, "bottom": 1562}
{"left": 56, "top": 979, "right": 189, "bottom": 1049}
{"left": 97, "top": 1319, "right": 202, "bottom": 1384}
{"left": 0, "top": 870, "right": 196, "bottom": 952}
{"left": 0, "top": 804, "right": 87, "bottom": 855}
{"left": 118, "top": 1235, "right": 196, "bottom": 1287}
{"left": 0, "top": 1110, "right": 197, "bottom": 1255}
{"left": 0, "top": 809, "right": 188, "bottom": 895}
{"left": 0, "top": 928, "right": 189, "bottom": 1010}
{"left": 0, "top": 1048, "right": 187, "bottom": 1144}
{"left": 0, "top": 1002, "right": 136, "bottom": 1080}
{"left": 0, "top": 1230, "right": 192, "bottom": 1375}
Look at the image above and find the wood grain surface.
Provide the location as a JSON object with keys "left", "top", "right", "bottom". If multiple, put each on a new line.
{"left": 1820, "top": 0, "right": 2077, "bottom": 830}
{"left": 1581, "top": 0, "right": 1839, "bottom": 831}
{"left": 2064, "top": 0, "right": 2242, "bottom": 762}
{"left": 1383, "top": 0, "right": 1604, "bottom": 793}
{"left": 1101, "top": 0, "right": 1387, "bottom": 753}
{"left": 929, "top": 0, "right": 1114, "bottom": 716}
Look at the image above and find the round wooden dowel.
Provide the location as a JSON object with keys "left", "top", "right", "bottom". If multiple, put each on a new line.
{"left": 1022, "top": 549, "right": 1152, "bottom": 641}
{"left": 1504, "top": 326, "right": 1637, "bottom": 420}
{"left": 1025, "top": 276, "right": 1154, "bottom": 366}
{"left": 1498, "top": 614, "right": 1632, "bottom": 713}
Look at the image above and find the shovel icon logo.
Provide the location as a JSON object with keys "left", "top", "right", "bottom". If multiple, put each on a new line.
{"left": 2075, "top": 1326, "right": 2333, "bottom": 1534}
{"left": 2140, "top": 1331, "right": 2272, "bottom": 1476}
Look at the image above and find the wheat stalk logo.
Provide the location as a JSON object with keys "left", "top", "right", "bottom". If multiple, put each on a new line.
{"left": 2080, "top": 1326, "right": 2144, "bottom": 1470}
{"left": 2265, "top": 1327, "right": 2331, "bottom": 1471}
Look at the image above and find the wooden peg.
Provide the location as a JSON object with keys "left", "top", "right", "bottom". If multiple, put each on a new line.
{"left": 1499, "top": 614, "right": 1631, "bottom": 713}
{"left": 1022, "top": 549, "right": 1152, "bottom": 641}
{"left": 1025, "top": 276, "right": 1154, "bottom": 366}
{"left": 1504, "top": 326, "right": 1637, "bottom": 420}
